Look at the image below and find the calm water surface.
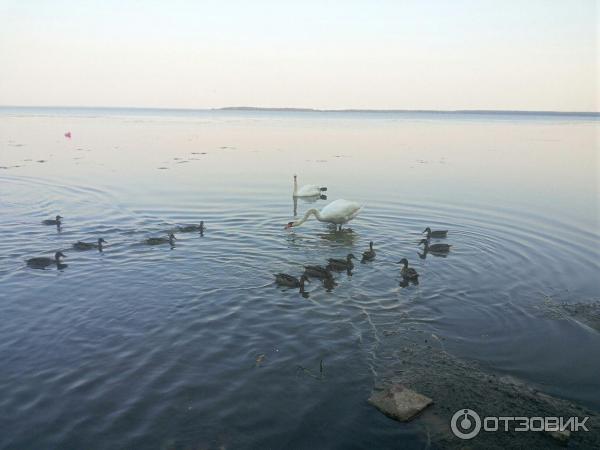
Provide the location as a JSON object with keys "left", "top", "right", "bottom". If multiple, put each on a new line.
{"left": 0, "top": 108, "right": 599, "bottom": 449}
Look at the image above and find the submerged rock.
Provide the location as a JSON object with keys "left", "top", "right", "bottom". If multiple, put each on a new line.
{"left": 548, "top": 429, "right": 570, "bottom": 445}
{"left": 369, "top": 384, "right": 433, "bottom": 422}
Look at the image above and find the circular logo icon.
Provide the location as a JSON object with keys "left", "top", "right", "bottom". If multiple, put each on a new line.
{"left": 451, "top": 408, "right": 481, "bottom": 440}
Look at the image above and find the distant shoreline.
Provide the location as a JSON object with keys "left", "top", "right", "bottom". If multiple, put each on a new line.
{"left": 219, "top": 107, "right": 599, "bottom": 116}
{"left": 1, "top": 105, "right": 598, "bottom": 118}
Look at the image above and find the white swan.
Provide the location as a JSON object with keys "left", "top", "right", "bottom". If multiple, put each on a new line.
{"left": 285, "top": 199, "right": 362, "bottom": 231}
{"left": 293, "top": 174, "right": 327, "bottom": 197}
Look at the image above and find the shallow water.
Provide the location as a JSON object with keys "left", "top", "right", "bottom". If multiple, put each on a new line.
{"left": 0, "top": 108, "right": 599, "bottom": 449}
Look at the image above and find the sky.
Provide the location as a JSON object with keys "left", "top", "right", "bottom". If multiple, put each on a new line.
{"left": 0, "top": 0, "right": 597, "bottom": 111}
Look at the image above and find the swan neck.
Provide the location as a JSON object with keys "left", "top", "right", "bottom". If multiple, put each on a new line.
{"left": 294, "top": 209, "right": 320, "bottom": 226}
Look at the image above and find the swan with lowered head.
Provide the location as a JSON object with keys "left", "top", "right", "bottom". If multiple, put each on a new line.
{"left": 285, "top": 199, "right": 361, "bottom": 232}
{"left": 293, "top": 175, "right": 327, "bottom": 197}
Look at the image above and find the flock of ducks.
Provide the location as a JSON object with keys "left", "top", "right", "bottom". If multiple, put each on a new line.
{"left": 275, "top": 227, "right": 451, "bottom": 295}
{"left": 276, "top": 177, "right": 452, "bottom": 294}
{"left": 25, "top": 217, "right": 204, "bottom": 269}
{"left": 26, "top": 177, "right": 452, "bottom": 290}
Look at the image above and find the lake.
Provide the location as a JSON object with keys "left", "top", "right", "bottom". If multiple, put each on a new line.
{"left": 0, "top": 107, "right": 599, "bottom": 449}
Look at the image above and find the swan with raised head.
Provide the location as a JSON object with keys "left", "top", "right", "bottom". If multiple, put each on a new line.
{"left": 292, "top": 175, "right": 327, "bottom": 197}
{"left": 285, "top": 199, "right": 361, "bottom": 231}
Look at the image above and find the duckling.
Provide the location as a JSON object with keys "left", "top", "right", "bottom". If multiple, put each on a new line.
{"left": 362, "top": 241, "right": 376, "bottom": 262}
{"left": 397, "top": 258, "right": 419, "bottom": 280}
{"left": 27, "top": 251, "right": 66, "bottom": 269}
{"left": 42, "top": 215, "right": 62, "bottom": 226}
{"left": 419, "top": 239, "right": 451, "bottom": 253}
{"left": 145, "top": 233, "right": 177, "bottom": 245}
{"left": 303, "top": 265, "right": 333, "bottom": 280}
{"left": 177, "top": 221, "right": 204, "bottom": 233}
{"left": 73, "top": 238, "right": 106, "bottom": 251}
{"left": 327, "top": 253, "right": 356, "bottom": 271}
{"left": 423, "top": 227, "right": 448, "bottom": 239}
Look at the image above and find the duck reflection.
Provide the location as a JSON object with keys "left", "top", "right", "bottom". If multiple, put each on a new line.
{"left": 322, "top": 276, "right": 338, "bottom": 292}
{"left": 417, "top": 239, "right": 451, "bottom": 258}
{"left": 399, "top": 277, "right": 418, "bottom": 288}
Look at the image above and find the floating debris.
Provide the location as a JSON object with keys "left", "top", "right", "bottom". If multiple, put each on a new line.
{"left": 369, "top": 384, "right": 433, "bottom": 422}
{"left": 255, "top": 354, "right": 266, "bottom": 367}
{"left": 297, "top": 359, "right": 324, "bottom": 380}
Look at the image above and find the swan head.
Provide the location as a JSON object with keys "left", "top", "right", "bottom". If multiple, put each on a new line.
{"left": 369, "top": 241, "right": 374, "bottom": 249}
{"left": 423, "top": 227, "right": 431, "bottom": 234}
{"left": 56, "top": 215, "right": 63, "bottom": 221}
{"left": 397, "top": 258, "right": 408, "bottom": 267}
{"left": 347, "top": 253, "right": 356, "bottom": 261}
{"left": 169, "top": 233, "right": 177, "bottom": 242}
{"left": 300, "top": 274, "right": 310, "bottom": 283}
{"left": 418, "top": 239, "right": 429, "bottom": 246}
{"left": 98, "top": 238, "right": 107, "bottom": 244}
{"left": 285, "top": 221, "right": 294, "bottom": 229}
{"left": 55, "top": 251, "right": 66, "bottom": 260}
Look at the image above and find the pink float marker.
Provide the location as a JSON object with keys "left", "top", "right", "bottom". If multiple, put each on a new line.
{"left": 64, "top": 131, "right": 72, "bottom": 139}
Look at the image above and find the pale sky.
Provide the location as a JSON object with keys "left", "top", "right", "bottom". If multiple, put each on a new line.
{"left": 0, "top": 0, "right": 598, "bottom": 111}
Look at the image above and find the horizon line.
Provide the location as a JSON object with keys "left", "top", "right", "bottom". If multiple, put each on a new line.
{"left": 1, "top": 105, "right": 598, "bottom": 116}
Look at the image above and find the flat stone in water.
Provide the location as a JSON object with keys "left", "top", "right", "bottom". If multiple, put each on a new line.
{"left": 369, "top": 384, "right": 433, "bottom": 422}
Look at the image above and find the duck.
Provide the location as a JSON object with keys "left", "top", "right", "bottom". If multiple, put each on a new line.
{"left": 145, "top": 233, "right": 177, "bottom": 245}
{"left": 362, "top": 241, "right": 376, "bottom": 262}
{"left": 327, "top": 253, "right": 356, "bottom": 271}
{"left": 42, "top": 215, "right": 62, "bottom": 226}
{"left": 177, "top": 221, "right": 204, "bottom": 233}
{"left": 303, "top": 265, "right": 333, "bottom": 280}
{"left": 73, "top": 238, "right": 106, "bottom": 251}
{"left": 397, "top": 258, "right": 419, "bottom": 280}
{"left": 285, "top": 199, "right": 362, "bottom": 232}
{"left": 27, "top": 251, "right": 66, "bottom": 269}
{"left": 275, "top": 273, "right": 309, "bottom": 293}
{"left": 423, "top": 227, "right": 448, "bottom": 239}
{"left": 292, "top": 174, "right": 327, "bottom": 197}
{"left": 419, "top": 239, "right": 451, "bottom": 254}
